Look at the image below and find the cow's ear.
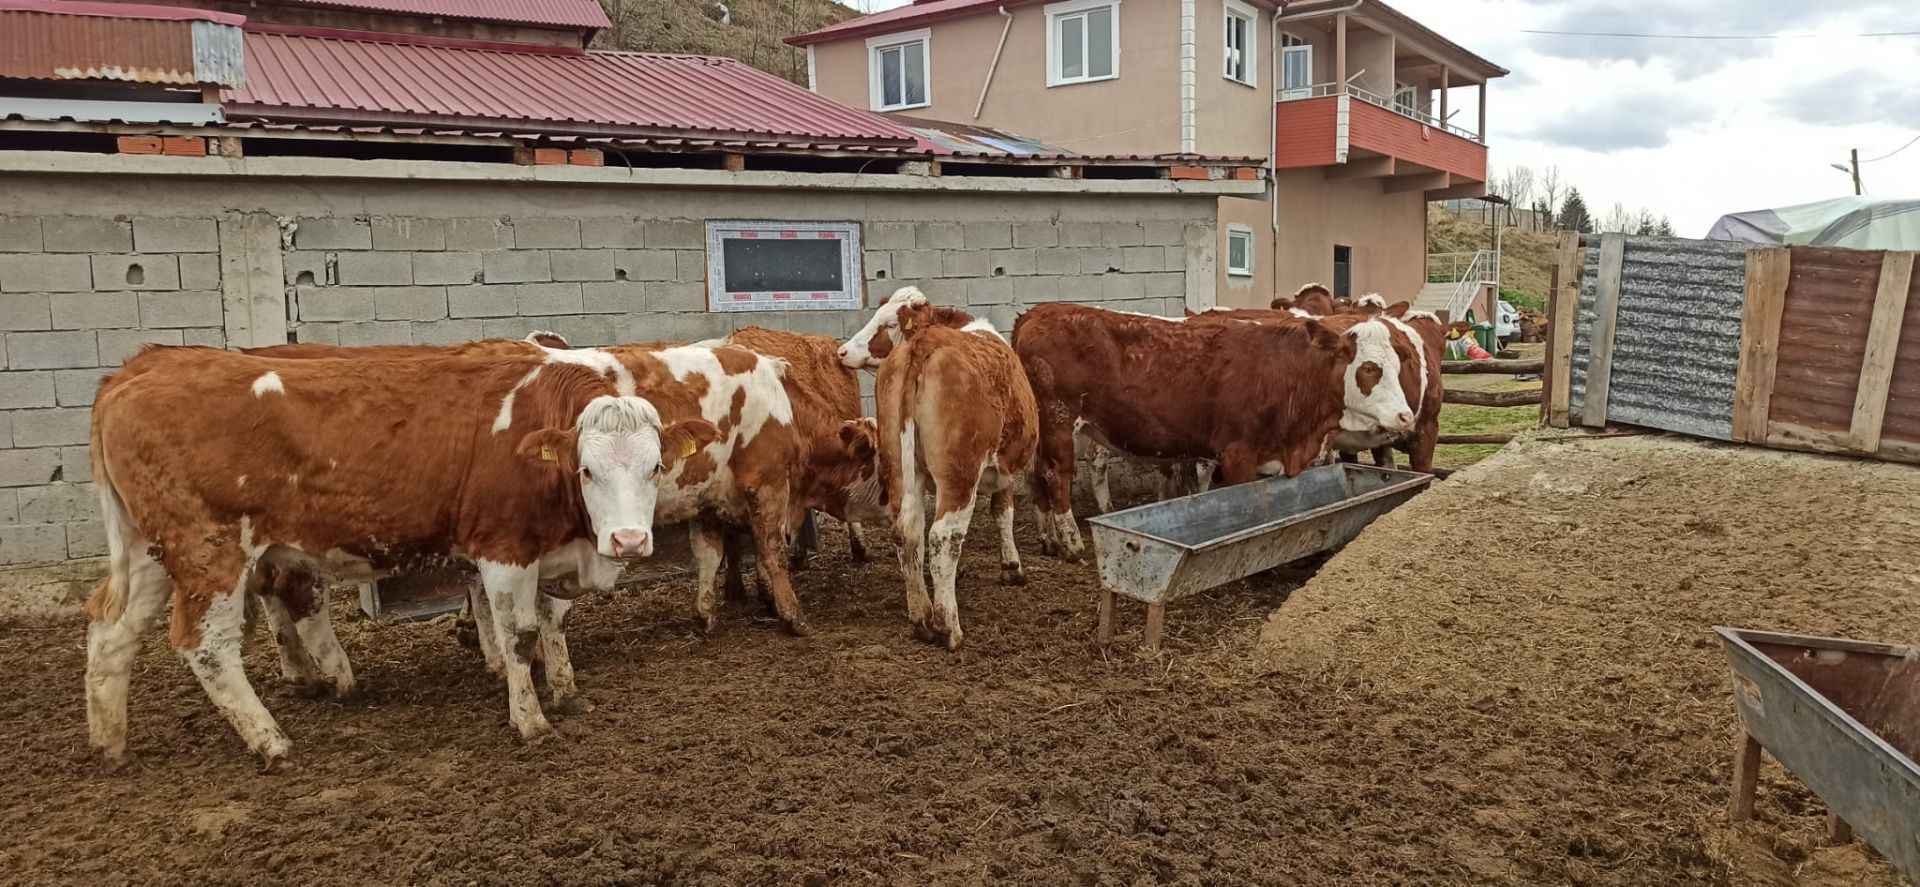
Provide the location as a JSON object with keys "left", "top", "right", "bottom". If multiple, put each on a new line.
{"left": 1269, "top": 297, "right": 1291, "bottom": 310}
{"left": 1385, "top": 301, "right": 1410, "bottom": 318}
{"left": 838, "top": 419, "right": 877, "bottom": 462}
{"left": 516, "top": 428, "right": 579, "bottom": 474}
{"left": 660, "top": 419, "right": 722, "bottom": 467}
{"left": 1305, "top": 319, "right": 1344, "bottom": 352}
{"left": 525, "top": 330, "right": 571, "bottom": 348}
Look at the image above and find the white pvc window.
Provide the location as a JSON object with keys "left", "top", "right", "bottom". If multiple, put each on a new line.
{"left": 1046, "top": 0, "right": 1119, "bottom": 87}
{"left": 1280, "top": 33, "right": 1312, "bottom": 99}
{"left": 1394, "top": 81, "right": 1419, "bottom": 116}
{"left": 868, "top": 30, "right": 930, "bottom": 111}
{"left": 1227, "top": 225, "right": 1254, "bottom": 277}
{"left": 1223, "top": 0, "right": 1256, "bottom": 87}
{"left": 706, "top": 220, "right": 864, "bottom": 312}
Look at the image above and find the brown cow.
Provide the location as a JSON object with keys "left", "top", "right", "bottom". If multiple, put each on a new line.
{"left": 83, "top": 345, "right": 716, "bottom": 765}
{"left": 843, "top": 287, "right": 1036, "bottom": 648}
{"left": 1271, "top": 281, "right": 1339, "bottom": 315}
{"left": 1014, "top": 303, "right": 1416, "bottom": 559}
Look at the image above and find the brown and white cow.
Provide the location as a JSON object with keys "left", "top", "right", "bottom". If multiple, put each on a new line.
{"left": 1271, "top": 281, "right": 1339, "bottom": 315}
{"left": 1014, "top": 302, "right": 1417, "bottom": 559}
{"left": 84, "top": 345, "right": 715, "bottom": 765}
{"left": 842, "top": 287, "right": 1037, "bottom": 648}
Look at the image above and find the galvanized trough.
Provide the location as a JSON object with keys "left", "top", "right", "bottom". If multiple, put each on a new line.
{"left": 1717, "top": 626, "right": 1920, "bottom": 877}
{"left": 1088, "top": 463, "right": 1432, "bottom": 652}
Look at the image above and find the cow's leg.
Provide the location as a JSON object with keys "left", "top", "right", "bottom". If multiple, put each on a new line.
{"left": 467, "top": 584, "right": 504, "bottom": 674}
{"left": 286, "top": 580, "right": 354, "bottom": 699}
{"left": 84, "top": 546, "right": 172, "bottom": 766}
{"left": 925, "top": 473, "right": 982, "bottom": 651}
{"left": 1089, "top": 444, "right": 1114, "bottom": 514}
{"left": 1031, "top": 410, "right": 1085, "bottom": 561}
{"left": 1371, "top": 446, "right": 1396, "bottom": 469}
{"left": 788, "top": 510, "right": 819, "bottom": 571}
{"left": 690, "top": 519, "right": 727, "bottom": 634}
{"left": 1194, "top": 461, "right": 1216, "bottom": 495}
{"left": 987, "top": 466, "right": 1025, "bottom": 586}
{"left": 894, "top": 469, "right": 935, "bottom": 643}
{"left": 174, "top": 551, "right": 291, "bottom": 768}
{"left": 846, "top": 520, "right": 870, "bottom": 563}
{"left": 260, "top": 591, "right": 328, "bottom": 695}
{"left": 536, "top": 594, "right": 589, "bottom": 715}
{"left": 746, "top": 488, "right": 812, "bottom": 637}
{"left": 1407, "top": 413, "right": 1440, "bottom": 474}
{"left": 477, "top": 561, "right": 551, "bottom": 742}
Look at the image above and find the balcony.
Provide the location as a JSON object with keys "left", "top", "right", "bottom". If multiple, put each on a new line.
{"left": 1273, "top": 85, "right": 1488, "bottom": 198}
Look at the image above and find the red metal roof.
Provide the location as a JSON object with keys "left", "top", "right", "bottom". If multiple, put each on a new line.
{"left": 787, "top": 0, "right": 1275, "bottom": 45}
{"left": 0, "top": 0, "right": 246, "bottom": 86}
{"left": 269, "top": 0, "right": 608, "bottom": 30}
{"left": 224, "top": 31, "right": 921, "bottom": 144}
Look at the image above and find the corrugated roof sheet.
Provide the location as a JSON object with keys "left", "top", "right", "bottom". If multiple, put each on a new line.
{"left": 788, "top": 0, "right": 1016, "bottom": 46}
{"left": 0, "top": 0, "right": 246, "bottom": 86}
{"left": 224, "top": 32, "right": 922, "bottom": 144}
{"left": 271, "top": 0, "right": 608, "bottom": 30}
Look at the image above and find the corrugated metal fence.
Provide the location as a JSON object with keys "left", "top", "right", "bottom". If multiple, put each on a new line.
{"left": 1548, "top": 233, "right": 1920, "bottom": 465}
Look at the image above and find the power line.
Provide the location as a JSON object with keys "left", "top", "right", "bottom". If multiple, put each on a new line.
{"left": 1518, "top": 28, "right": 1920, "bottom": 40}
{"left": 1861, "top": 133, "right": 1920, "bottom": 164}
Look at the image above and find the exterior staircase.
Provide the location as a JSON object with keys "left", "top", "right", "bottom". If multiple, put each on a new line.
{"left": 1420, "top": 249, "right": 1499, "bottom": 320}
{"left": 1412, "top": 281, "right": 1456, "bottom": 315}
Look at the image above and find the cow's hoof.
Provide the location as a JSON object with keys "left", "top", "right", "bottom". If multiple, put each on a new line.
{"left": 784, "top": 615, "right": 815, "bottom": 638}
{"left": 788, "top": 554, "right": 812, "bottom": 572}
{"left": 291, "top": 679, "right": 332, "bottom": 699}
{"left": 945, "top": 629, "right": 963, "bottom": 652}
{"left": 330, "top": 680, "right": 358, "bottom": 700}
{"left": 99, "top": 748, "right": 131, "bottom": 772}
{"left": 453, "top": 620, "right": 481, "bottom": 650}
{"left": 1002, "top": 563, "right": 1027, "bottom": 585}
{"left": 517, "top": 721, "right": 556, "bottom": 744}
{"left": 550, "top": 694, "right": 594, "bottom": 717}
{"left": 911, "top": 620, "right": 938, "bottom": 644}
{"left": 697, "top": 612, "right": 719, "bottom": 636}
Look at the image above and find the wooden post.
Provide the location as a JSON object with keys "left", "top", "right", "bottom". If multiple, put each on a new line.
{"left": 1828, "top": 812, "right": 1854, "bottom": 845}
{"left": 1548, "top": 231, "right": 1581, "bottom": 427}
{"left": 1334, "top": 14, "right": 1347, "bottom": 95}
{"left": 1730, "top": 730, "right": 1762, "bottom": 821}
{"left": 1732, "top": 247, "right": 1791, "bottom": 442}
{"left": 1848, "top": 250, "right": 1913, "bottom": 453}
{"left": 1580, "top": 234, "right": 1625, "bottom": 428}
{"left": 1542, "top": 258, "right": 1557, "bottom": 424}
{"left": 1096, "top": 590, "right": 1115, "bottom": 646}
{"left": 1143, "top": 603, "right": 1165, "bottom": 653}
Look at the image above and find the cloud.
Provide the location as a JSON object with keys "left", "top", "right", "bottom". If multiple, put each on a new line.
{"left": 1524, "top": 0, "right": 1902, "bottom": 76}
{"left": 1774, "top": 70, "right": 1920, "bottom": 126}
{"left": 1525, "top": 90, "right": 1712, "bottom": 151}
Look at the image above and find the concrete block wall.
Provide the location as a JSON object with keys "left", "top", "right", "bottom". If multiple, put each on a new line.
{"left": 0, "top": 216, "right": 228, "bottom": 565}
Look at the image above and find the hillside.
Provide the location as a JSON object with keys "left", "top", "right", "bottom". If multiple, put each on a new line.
{"left": 592, "top": 0, "right": 858, "bottom": 85}
{"left": 1428, "top": 206, "right": 1561, "bottom": 310}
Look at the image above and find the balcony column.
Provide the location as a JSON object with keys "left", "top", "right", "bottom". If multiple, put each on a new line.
{"left": 1439, "top": 67, "right": 1449, "bottom": 124}
{"left": 1335, "top": 13, "right": 1347, "bottom": 94}
{"left": 1477, "top": 81, "right": 1487, "bottom": 142}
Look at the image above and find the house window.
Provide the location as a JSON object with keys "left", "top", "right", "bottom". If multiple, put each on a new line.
{"left": 1394, "top": 82, "right": 1419, "bottom": 116}
{"left": 1332, "top": 244, "right": 1352, "bottom": 299}
{"left": 705, "top": 220, "right": 864, "bottom": 312}
{"left": 867, "top": 30, "right": 930, "bottom": 111}
{"left": 1280, "top": 33, "right": 1312, "bottom": 99}
{"left": 1227, "top": 226, "right": 1254, "bottom": 277}
{"left": 1046, "top": 0, "right": 1119, "bottom": 87}
{"left": 1223, "top": 0, "right": 1256, "bottom": 86}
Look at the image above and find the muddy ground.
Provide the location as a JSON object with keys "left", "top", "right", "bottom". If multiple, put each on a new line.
{"left": 0, "top": 434, "right": 1915, "bottom": 886}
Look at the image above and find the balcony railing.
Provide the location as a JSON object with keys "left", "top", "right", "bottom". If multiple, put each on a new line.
{"left": 1278, "top": 81, "right": 1482, "bottom": 143}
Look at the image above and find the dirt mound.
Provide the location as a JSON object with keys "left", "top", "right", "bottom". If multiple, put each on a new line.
{"left": 1260, "top": 432, "right": 1919, "bottom": 886}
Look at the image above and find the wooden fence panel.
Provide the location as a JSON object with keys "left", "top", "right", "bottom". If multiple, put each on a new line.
{"left": 1848, "top": 252, "right": 1914, "bottom": 452}
{"left": 1765, "top": 247, "right": 1882, "bottom": 450}
{"left": 1877, "top": 256, "right": 1920, "bottom": 458}
{"left": 1579, "top": 234, "right": 1626, "bottom": 428}
{"left": 1548, "top": 232, "right": 1581, "bottom": 428}
{"left": 1732, "top": 247, "right": 1790, "bottom": 442}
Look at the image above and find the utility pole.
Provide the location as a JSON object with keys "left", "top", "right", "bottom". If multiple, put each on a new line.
{"left": 1850, "top": 148, "right": 1863, "bottom": 196}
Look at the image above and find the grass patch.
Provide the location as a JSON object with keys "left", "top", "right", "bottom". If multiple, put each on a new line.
{"left": 1501, "top": 288, "right": 1546, "bottom": 313}
{"left": 1433, "top": 376, "right": 1541, "bottom": 470}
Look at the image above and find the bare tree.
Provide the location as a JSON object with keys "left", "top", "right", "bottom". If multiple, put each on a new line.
{"left": 1601, "top": 201, "right": 1634, "bottom": 234}
{"left": 1538, "top": 165, "right": 1563, "bottom": 229}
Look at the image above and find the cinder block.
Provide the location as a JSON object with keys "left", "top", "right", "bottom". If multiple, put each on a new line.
{"left": 50, "top": 292, "right": 134, "bottom": 330}
{"left": 338, "top": 321, "right": 414, "bottom": 346}
{"left": 923, "top": 283, "right": 966, "bottom": 307}
{"left": 581, "top": 218, "right": 646, "bottom": 248}
{"left": 1079, "top": 248, "right": 1122, "bottom": 275}
{"left": 283, "top": 251, "right": 329, "bottom": 287}
{"left": 412, "top": 251, "right": 481, "bottom": 286}
{"left": 58, "top": 446, "right": 89, "bottom": 483}
{"left": 445, "top": 217, "right": 513, "bottom": 251}
{"left": 1012, "top": 222, "right": 1059, "bottom": 249}
{"left": 294, "top": 217, "right": 372, "bottom": 250}
{"left": 990, "top": 249, "right": 1037, "bottom": 277}
{"left": 866, "top": 222, "right": 915, "bottom": 250}
{"left": 582, "top": 281, "right": 645, "bottom": 314}
{"left": 482, "top": 250, "right": 551, "bottom": 284}
{"left": 97, "top": 329, "right": 178, "bottom": 365}
{"left": 863, "top": 251, "right": 893, "bottom": 280}
{"left": 138, "top": 291, "right": 222, "bottom": 328}
{"left": 613, "top": 250, "right": 677, "bottom": 282}
{"left": 1143, "top": 219, "right": 1185, "bottom": 246}
{"left": 336, "top": 251, "right": 412, "bottom": 286}
{"left": 985, "top": 304, "right": 1020, "bottom": 336}
{"left": 9, "top": 331, "right": 96, "bottom": 369}
{"left": 297, "top": 286, "right": 375, "bottom": 322}
{"left": 89, "top": 254, "right": 180, "bottom": 291}
{"left": 0, "top": 255, "right": 91, "bottom": 293}
{"left": 67, "top": 521, "right": 106, "bottom": 559}
{"left": 514, "top": 218, "right": 581, "bottom": 249}
{"left": 0, "top": 217, "right": 41, "bottom": 252}
{"left": 539, "top": 314, "right": 618, "bottom": 347}
{"left": 132, "top": 218, "right": 218, "bottom": 253}
{"left": 1036, "top": 248, "right": 1078, "bottom": 276}
{"left": 0, "top": 524, "right": 67, "bottom": 564}
{"left": 916, "top": 222, "right": 963, "bottom": 249}
{"left": 1014, "top": 276, "right": 1066, "bottom": 304}
{"left": 0, "top": 489, "right": 17, "bottom": 523}
{"left": 54, "top": 368, "right": 111, "bottom": 406}
{"left": 0, "top": 372, "right": 55, "bottom": 409}
{"left": 1163, "top": 245, "right": 1185, "bottom": 274}
{"left": 292, "top": 323, "right": 339, "bottom": 346}
{"left": 514, "top": 283, "right": 584, "bottom": 315}
{"left": 1102, "top": 273, "right": 1148, "bottom": 301}
{"left": 644, "top": 220, "right": 704, "bottom": 249}
{"left": 11, "top": 408, "right": 91, "bottom": 447}
{"left": 0, "top": 294, "right": 51, "bottom": 331}
{"left": 411, "top": 318, "right": 484, "bottom": 346}
{"left": 1059, "top": 222, "right": 1105, "bottom": 247}
{"left": 182, "top": 328, "right": 223, "bottom": 348}
{"left": 0, "top": 449, "right": 59, "bottom": 487}
{"left": 42, "top": 218, "right": 130, "bottom": 253}
{"left": 619, "top": 313, "right": 670, "bottom": 343}
{"left": 551, "top": 250, "right": 616, "bottom": 282}
{"left": 371, "top": 217, "right": 447, "bottom": 251}
{"left": 18, "top": 482, "right": 97, "bottom": 523}
{"left": 1142, "top": 272, "right": 1186, "bottom": 298}
{"left": 178, "top": 253, "right": 220, "bottom": 290}
{"left": 782, "top": 311, "right": 845, "bottom": 338}
{"left": 674, "top": 250, "right": 708, "bottom": 283}
{"left": 894, "top": 250, "right": 941, "bottom": 279}
{"left": 1102, "top": 222, "right": 1145, "bottom": 247}
{"left": 1121, "top": 246, "right": 1165, "bottom": 273}
{"left": 447, "top": 285, "right": 518, "bottom": 318}
{"left": 645, "top": 281, "right": 706, "bottom": 312}
{"left": 941, "top": 250, "right": 993, "bottom": 278}
{"left": 963, "top": 222, "right": 1013, "bottom": 250}
{"left": 966, "top": 276, "right": 1015, "bottom": 305}
{"left": 374, "top": 286, "right": 448, "bottom": 322}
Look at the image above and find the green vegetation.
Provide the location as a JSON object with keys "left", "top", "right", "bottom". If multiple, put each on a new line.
{"left": 1500, "top": 288, "right": 1545, "bottom": 312}
{"left": 1432, "top": 378, "right": 1540, "bottom": 469}
{"left": 593, "top": 0, "right": 857, "bottom": 85}
{"left": 1428, "top": 205, "right": 1562, "bottom": 310}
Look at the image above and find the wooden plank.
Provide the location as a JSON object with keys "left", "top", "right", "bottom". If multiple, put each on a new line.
{"left": 1445, "top": 388, "right": 1542, "bottom": 408}
{"left": 1732, "top": 247, "right": 1791, "bottom": 442}
{"left": 1828, "top": 812, "right": 1854, "bottom": 846}
{"left": 1436, "top": 432, "right": 1514, "bottom": 444}
{"left": 1730, "top": 730, "right": 1762, "bottom": 821}
{"left": 1579, "top": 234, "right": 1626, "bottom": 428}
{"left": 1846, "top": 251, "right": 1914, "bottom": 452}
{"left": 1765, "top": 420, "right": 1856, "bottom": 456}
{"left": 1096, "top": 590, "right": 1115, "bottom": 647}
{"left": 1442, "top": 358, "right": 1543, "bottom": 374}
{"left": 1548, "top": 231, "right": 1581, "bottom": 427}
{"left": 1143, "top": 603, "right": 1165, "bottom": 654}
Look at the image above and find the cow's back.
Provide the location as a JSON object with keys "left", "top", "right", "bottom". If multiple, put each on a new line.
{"left": 726, "top": 327, "right": 860, "bottom": 432}
{"left": 882, "top": 326, "right": 1036, "bottom": 484}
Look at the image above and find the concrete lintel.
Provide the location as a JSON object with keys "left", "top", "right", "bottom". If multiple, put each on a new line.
{"left": 1426, "top": 181, "right": 1487, "bottom": 201}
{"left": 0, "top": 151, "right": 1267, "bottom": 198}
{"left": 1384, "top": 172, "right": 1449, "bottom": 193}
{"left": 1327, "top": 156, "right": 1395, "bottom": 181}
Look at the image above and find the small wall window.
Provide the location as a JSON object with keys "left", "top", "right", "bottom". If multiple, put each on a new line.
{"left": 1394, "top": 81, "right": 1419, "bottom": 116}
{"left": 1223, "top": 0, "right": 1256, "bottom": 87}
{"left": 706, "top": 220, "right": 865, "bottom": 312}
{"left": 1226, "top": 225, "right": 1254, "bottom": 277}
{"left": 1046, "top": 0, "right": 1119, "bottom": 87}
{"left": 868, "top": 30, "right": 930, "bottom": 111}
{"left": 1280, "top": 32, "right": 1312, "bottom": 99}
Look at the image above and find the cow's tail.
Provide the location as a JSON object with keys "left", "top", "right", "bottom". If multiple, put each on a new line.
{"left": 83, "top": 408, "right": 134, "bottom": 625}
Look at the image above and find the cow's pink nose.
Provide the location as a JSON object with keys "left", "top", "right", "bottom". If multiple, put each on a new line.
{"left": 611, "top": 529, "right": 651, "bottom": 558}
{"left": 1393, "top": 411, "right": 1415, "bottom": 430}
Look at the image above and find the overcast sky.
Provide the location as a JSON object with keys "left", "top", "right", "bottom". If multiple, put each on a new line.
{"left": 856, "top": 0, "right": 1920, "bottom": 236}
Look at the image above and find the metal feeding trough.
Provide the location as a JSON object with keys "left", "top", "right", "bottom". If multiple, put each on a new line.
{"left": 1717, "top": 627, "right": 1920, "bottom": 878}
{"left": 1088, "top": 463, "right": 1432, "bottom": 652}
{"left": 356, "top": 569, "right": 471, "bottom": 621}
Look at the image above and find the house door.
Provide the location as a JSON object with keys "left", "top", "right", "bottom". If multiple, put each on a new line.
{"left": 1333, "top": 245, "right": 1351, "bottom": 299}
{"left": 1280, "top": 38, "right": 1312, "bottom": 99}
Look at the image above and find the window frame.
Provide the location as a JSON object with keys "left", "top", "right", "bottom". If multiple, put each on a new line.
{"left": 866, "top": 29, "right": 932, "bottom": 112}
{"left": 1226, "top": 225, "right": 1255, "bottom": 278}
{"left": 1222, "top": 0, "right": 1257, "bottom": 88}
{"left": 1279, "top": 32, "right": 1312, "bottom": 99}
{"left": 705, "top": 220, "right": 866, "bottom": 313}
{"left": 1394, "top": 80, "right": 1419, "bottom": 116}
{"left": 1045, "top": 0, "right": 1121, "bottom": 88}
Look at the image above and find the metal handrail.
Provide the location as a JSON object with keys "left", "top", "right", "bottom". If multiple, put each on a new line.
{"left": 1275, "top": 81, "right": 1340, "bottom": 100}
{"left": 1283, "top": 82, "right": 1482, "bottom": 142}
{"left": 1438, "top": 248, "right": 1497, "bottom": 322}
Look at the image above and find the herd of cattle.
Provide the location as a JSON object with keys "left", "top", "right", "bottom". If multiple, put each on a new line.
{"left": 80, "top": 281, "right": 1459, "bottom": 767}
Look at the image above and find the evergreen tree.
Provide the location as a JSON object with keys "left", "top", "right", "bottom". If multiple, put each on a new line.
{"left": 1559, "top": 188, "right": 1593, "bottom": 233}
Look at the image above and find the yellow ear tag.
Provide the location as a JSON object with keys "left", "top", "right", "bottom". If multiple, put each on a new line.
{"left": 539, "top": 445, "right": 557, "bottom": 463}
{"left": 678, "top": 437, "right": 700, "bottom": 459}
{"left": 900, "top": 314, "right": 914, "bottom": 331}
